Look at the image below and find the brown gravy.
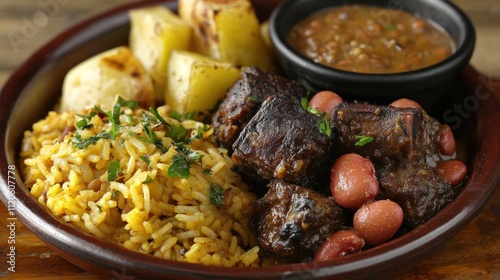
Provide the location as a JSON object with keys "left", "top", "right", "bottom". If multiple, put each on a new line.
{"left": 288, "top": 5, "right": 455, "bottom": 74}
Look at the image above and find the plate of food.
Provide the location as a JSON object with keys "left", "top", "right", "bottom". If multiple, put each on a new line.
{"left": 0, "top": 0, "right": 499, "bottom": 279}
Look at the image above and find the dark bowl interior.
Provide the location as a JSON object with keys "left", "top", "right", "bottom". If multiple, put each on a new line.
{"left": 0, "top": 0, "right": 499, "bottom": 279}
{"left": 269, "top": 0, "right": 476, "bottom": 108}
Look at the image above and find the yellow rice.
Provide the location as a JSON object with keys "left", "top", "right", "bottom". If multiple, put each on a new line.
{"left": 19, "top": 105, "right": 260, "bottom": 267}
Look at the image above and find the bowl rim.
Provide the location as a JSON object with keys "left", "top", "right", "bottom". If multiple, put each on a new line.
{"left": 268, "top": 0, "right": 477, "bottom": 83}
{"left": 0, "top": 0, "right": 498, "bottom": 279}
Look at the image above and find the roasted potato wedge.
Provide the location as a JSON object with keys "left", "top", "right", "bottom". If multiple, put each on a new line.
{"left": 179, "top": 0, "right": 275, "bottom": 72}
{"left": 61, "top": 46, "right": 155, "bottom": 113}
{"left": 129, "top": 5, "right": 192, "bottom": 102}
{"left": 166, "top": 50, "right": 242, "bottom": 116}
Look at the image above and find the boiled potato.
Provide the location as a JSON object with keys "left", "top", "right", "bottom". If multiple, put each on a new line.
{"left": 166, "top": 50, "right": 241, "bottom": 115}
{"left": 178, "top": 0, "right": 275, "bottom": 72}
{"left": 129, "top": 5, "right": 192, "bottom": 102}
{"left": 61, "top": 46, "right": 155, "bottom": 113}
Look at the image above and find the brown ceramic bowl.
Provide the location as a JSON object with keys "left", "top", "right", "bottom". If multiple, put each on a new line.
{"left": 0, "top": 1, "right": 499, "bottom": 279}
{"left": 269, "top": 0, "right": 476, "bottom": 109}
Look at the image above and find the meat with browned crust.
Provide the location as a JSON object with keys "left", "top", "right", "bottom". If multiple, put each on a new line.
{"left": 231, "top": 94, "right": 334, "bottom": 192}
{"left": 212, "top": 67, "right": 306, "bottom": 150}
{"left": 329, "top": 102, "right": 455, "bottom": 228}
{"left": 252, "top": 179, "right": 345, "bottom": 262}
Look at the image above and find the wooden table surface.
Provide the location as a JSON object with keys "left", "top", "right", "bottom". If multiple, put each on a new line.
{"left": 0, "top": 0, "right": 499, "bottom": 279}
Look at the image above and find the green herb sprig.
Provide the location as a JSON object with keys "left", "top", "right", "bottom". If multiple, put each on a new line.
{"left": 355, "top": 135, "right": 374, "bottom": 146}
{"left": 301, "top": 97, "right": 332, "bottom": 137}
{"left": 209, "top": 183, "right": 224, "bottom": 206}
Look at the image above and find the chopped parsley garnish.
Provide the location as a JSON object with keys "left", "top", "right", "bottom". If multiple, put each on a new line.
{"left": 168, "top": 153, "right": 191, "bottom": 178}
{"left": 72, "top": 131, "right": 112, "bottom": 149}
{"left": 301, "top": 97, "right": 320, "bottom": 115}
{"left": 116, "top": 96, "right": 138, "bottom": 109}
{"left": 72, "top": 97, "right": 138, "bottom": 149}
{"left": 124, "top": 114, "right": 134, "bottom": 125}
{"left": 168, "top": 111, "right": 195, "bottom": 121}
{"left": 130, "top": 123, "right": 167, "bottom": 153}
{"left": 209, "top": 183, "right": 224, "bottom": 206}
{"left": 167, "top": 143, "right": 203, "bottom": 179}
{"left": 142, "top": 175, "right": 154, "bottom": 184}
{"left": 301, "top": 97, "right": 332, "bottom": 137}
{"left": 355, "top": 135, "right": 374, "bottom": 146}
{"left": 203, "top": 169, "right": 213, "bottom": 175}
{"left": 140, "top": 155, "right": 151, "bottom": 167}
{"left": 75, "top": 111, "right": 96, "bottom": 129}
{"left": 167, "top": 124, "right": 187, "bottom": 143}
{"left": 195, "top": 125, "right": 211, "bottom": 139}
{"left": 109, "top": 102, "right": 122, "bottom": 139}
{"left": 107, "top": 96, "right": 138, "bottom": 139}
{"left": 108, "top": 161, "right": 122, "bottom": 181}
{"left": 319, "top": 114, "right": 332, "bottom": 137}
{"left": 149, "top": 107, "right": 170, "bottom": 127}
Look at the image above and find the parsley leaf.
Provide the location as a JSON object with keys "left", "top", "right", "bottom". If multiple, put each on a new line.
{"left": 72, "top": 131, "right": 112, "bottom": 149}
{"left": 168, "top": 124, "right": 187, "bottom": 143}
{"left": 75, "top": 111, "right": 96, "bottom": 130}
{"left": 355, "top": 135, "right": 374, "bottom": 146}
{"left": 108, "top": 161, "right": 122, "bottom": 181}
{"left": 168, "top": 111, "right": 182, "bottom": 121}
{"left": 140, "top": 155, "right": 151, "bottom": 167}
{"left": 209, "top": 183, "right": 224, "bottom": 206}
{"left": 301, "top": 97, "right": 332, "bottom": 137}
{"left": 109, "top": 102, "right": 122, "bottom": 139}
{"left": 301, "top": 97, "right": 321, "bottom": 116}
{"left": 166, "top": 144, "right": 203, "bottom": 178}
{"left": 168, "top": 153, "right": 190, "bottom": 178}
{"left": 195, "top": 125, "right": 212, "bottom": 139}
{"left": 319, "top": 114, "right": 332, "bottom": 137}
{"left": 142, "top": 175, "right": 154, "bottom": 184}
{"left": 149, "top": 107, "right": 171, "bottom": 127}
{"left": 130, "top": 123, "right": 167, "bottom": 153}
{"left": 116, "top": 96, "right": 138, "bottom": 109}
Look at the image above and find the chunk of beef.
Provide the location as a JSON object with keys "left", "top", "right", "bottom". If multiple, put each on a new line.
{"left": 231, "top": 94, "right": 333, "bottom": 191}
{"left": 212, "top": 67, "right": 306, "bottom": 149}
{"left": 329, "top": 102, "right": 447, "bottom": 166}
{"left": 329, "top": 102, "right": 455, "bottom": 229}
{"left": 378, "top": 161, "right": 454, "bottom": 228}
{"left": 252, "top": 179, "right": 345, "bottom": 261}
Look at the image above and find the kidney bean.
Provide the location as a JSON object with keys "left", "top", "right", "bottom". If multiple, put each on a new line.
{"left": 308, "top": 90, "right": 343, "bottom": 118}
{"left": 435, "top": 160, "right": 467, "bottom": 187}
{"left": 314, "top": 230, "right": 365, "bottom": 262}
{"left": 389, "top": 98, "right": 423, "bottom": 109}
{"left": 330, "top": 153, "right": 379, "bottom": 209}
{"left": 353, "top": 200, "right": 404, "bottom": 246}
{"left": 437, "top": 125, "right": 456, "bottom": 156}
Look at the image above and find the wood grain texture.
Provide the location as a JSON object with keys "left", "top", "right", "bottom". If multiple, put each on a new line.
{"left": 0, "top": 0, "right": 499, "bottom": 279}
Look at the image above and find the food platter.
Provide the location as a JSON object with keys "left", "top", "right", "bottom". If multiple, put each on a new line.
{"left": 0, "top": 0, "right": 499, "bottom": 279}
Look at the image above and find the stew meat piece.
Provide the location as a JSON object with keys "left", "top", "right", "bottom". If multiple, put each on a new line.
{"left": 231, "top": 94, "right": 334, "bottom": 191}
{"left": 378, "top": 161, "right": 454, "bottom": 228}
{"left": 330, "top": 102, "right": 454, "bottom": 228}
{"left": 212, "top": 67, "right": 306, "bottom": 150}
{"left": 252, "top": 179, "right": 345, "bottom": 261}
{"left": 329, "top": 102, "right": 445, "bottom": 165}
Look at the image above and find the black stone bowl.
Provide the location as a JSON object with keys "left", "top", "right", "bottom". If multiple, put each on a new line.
{"left": 269, "top": 0, "right": 476, "bottom": 108}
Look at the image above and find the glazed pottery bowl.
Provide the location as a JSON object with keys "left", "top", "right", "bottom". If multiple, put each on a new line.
{"left": 269, "top": 0, "right": 476, "bottom": 108}
{"left": 0, "top": 0, "right": 499, "bottom": 279}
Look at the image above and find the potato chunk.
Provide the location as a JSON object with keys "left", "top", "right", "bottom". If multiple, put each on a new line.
{"left": 129, "top": 5, "right": 192, "bottom": 102}
{"left": 166, "top": 50, "right": 241, "bottom": 116}
{"left": 61, "top": 46, "right": 154, "bottom": 113}
{"left": 179, "top": 0, "right": 275, "bottom": 72}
